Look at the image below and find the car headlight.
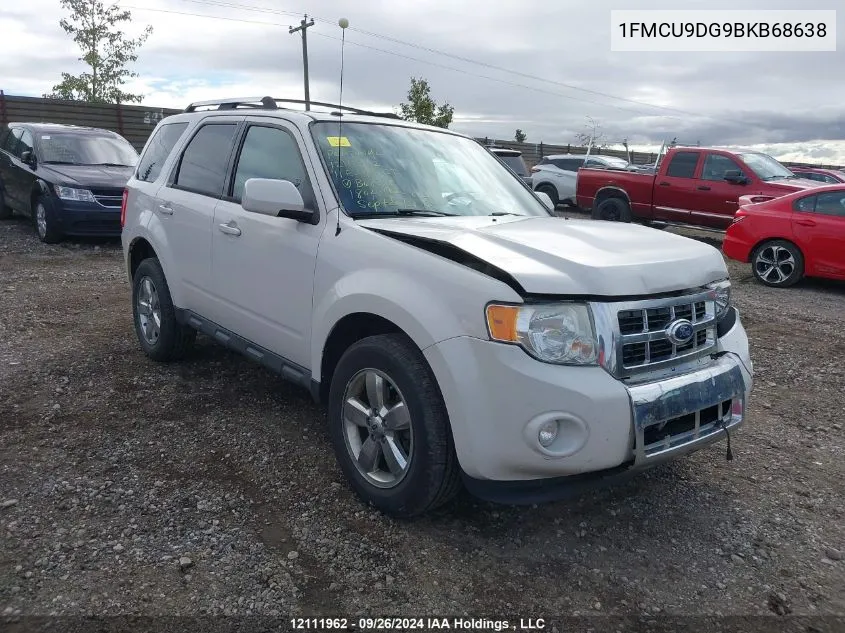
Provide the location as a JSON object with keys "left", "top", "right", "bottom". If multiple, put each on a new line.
{"left": 486, "top": 303, "right": 597, "bottom": 365}
{"left": 707, "top": 279, "right": 731, "bottom": 320}
{"left": 54, "top": 185, "right": 96, "bottom": 203}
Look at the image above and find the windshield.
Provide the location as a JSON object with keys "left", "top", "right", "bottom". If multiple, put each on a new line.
{"left": 311, "top": 122, "right": 549, "bottom": 217}
{"left": 496, "top": 154, "right": 528, "bottom": 176}
{"left": 39, "top": 133, "right": 139, "bottom": 167}
{"left": 739, "top": 152, "right": 793, "bottom": 181}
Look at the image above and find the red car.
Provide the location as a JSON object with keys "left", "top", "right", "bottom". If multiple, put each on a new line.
{"left": 723, "top": 185, "right": 845, "bottom": 287}
{"left": 789, "top": 166, "right": 845, "bottom": 184}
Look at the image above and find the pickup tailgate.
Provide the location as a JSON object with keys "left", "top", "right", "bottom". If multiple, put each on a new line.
{"left": 575, "top": 167, "right": 657, "bottom": 216}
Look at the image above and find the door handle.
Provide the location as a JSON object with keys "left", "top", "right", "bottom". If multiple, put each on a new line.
{"left": 218, "top": 221, "right": 242, "bottom": 236}
{"left": 158, "top": 203, "right": 173, "bottom": 215}
{"left": 796, "top": 219, "right": 817, "bottom": 227}
{"left": 697, "top": 185, "right": 711, "bottom": 191}
{"left": 658, "top": 182, "right": 671, "bottom": 187}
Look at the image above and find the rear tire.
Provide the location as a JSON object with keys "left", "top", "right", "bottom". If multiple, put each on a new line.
{"left": 34, "top": 197, "right": 62, "bottom": 243}
{"left": 751, "top": 240, "right": 804, "bottom": 288}
{"left": 592, "top": 196, "right": 631, "bottom": 222}
{"left": 535, "top": 184, "right": 559, "bottom": 208}
{"left": 132, "top": 258, "right": 196, "bottom": 361}
{"left": 327, "top": 333, "right": 461, "bottom": 518}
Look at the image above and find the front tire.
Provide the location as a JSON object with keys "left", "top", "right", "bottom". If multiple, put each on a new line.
{"left": 751, "top": 240, "right": 804, "bottom": 288}
{"left": 132, "top": 258, "right": 196, "bottom": 361}
{"left": 592, "top": 196, "right": 631, "bottom": 222}
{"left": 34, "top": 197, "right": 62, "bottom": 243}
{"left": 328, "top": 334, "right": 461, "bottom": 517}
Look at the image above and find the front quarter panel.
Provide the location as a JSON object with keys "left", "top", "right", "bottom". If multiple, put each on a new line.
{"left": 311, "top": 222, "right": 522, "bottom": 381}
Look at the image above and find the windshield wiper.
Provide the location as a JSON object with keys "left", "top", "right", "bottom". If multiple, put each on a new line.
{"left": 354, "top": 209, "right": 458, "bottom": 218}
{"left": 488, "top": 212, "right": 519, "bottom": 216}
{"left": 89, "top": 162, "right": 134, "bottom": 167}
{"left": 43, "top": 160, "right": 78, "bottom": 165}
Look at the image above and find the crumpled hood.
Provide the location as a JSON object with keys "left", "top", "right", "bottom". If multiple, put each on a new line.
{"left": 357, "top": 215, "right": 728, "bottom": 296}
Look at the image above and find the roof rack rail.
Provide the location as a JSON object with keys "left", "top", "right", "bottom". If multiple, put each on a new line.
{"left": 183, "top": 96, "right": 401, "bottom": 119}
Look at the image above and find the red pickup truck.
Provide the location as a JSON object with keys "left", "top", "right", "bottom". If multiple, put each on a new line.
{"left": 575, "top": 147, "right": 819, "bottom": 229}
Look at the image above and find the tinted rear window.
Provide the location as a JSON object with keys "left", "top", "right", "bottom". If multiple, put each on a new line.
{"left": 665, "top": 151, "right": 700, "bottom": 178}
{"left": 174, "top": 123, "right": 238, "bottom": 197}
{"left": 498, "top": 155, "right": 527, "bottom": 176}
{"left": 137, "top": 122, "right": 188, "bottom": 183}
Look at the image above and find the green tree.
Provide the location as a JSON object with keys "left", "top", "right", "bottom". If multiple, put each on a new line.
{"left": 514, "top": 129, "right": 527, "bottom": 143}
{"left": 45, "top": 0, "right": 153, "bottom": 103}
{"left": 398, "top": 77, "right": 454, "bottom": 128}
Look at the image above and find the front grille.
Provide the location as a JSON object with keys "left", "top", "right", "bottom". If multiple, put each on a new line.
{"left": 89, "top": 187, "right": 124, "bottom": 208}
{"left": 611, "top": 292, "right": 717, "bottom": 377}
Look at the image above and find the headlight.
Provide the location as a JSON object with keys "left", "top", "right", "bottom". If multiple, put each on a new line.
{"left": 486, "top": 303, "right": 597, "bottom": 365}
{"left": 54, "top": 185, "right": 96, "bottom": 203}
{"left": 707, "top": 280, "right": 731, "bottom": 320}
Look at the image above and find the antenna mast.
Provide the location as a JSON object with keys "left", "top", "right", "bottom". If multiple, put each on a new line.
{"left": 335, "top": 17, "right": 349, "bottom": 236}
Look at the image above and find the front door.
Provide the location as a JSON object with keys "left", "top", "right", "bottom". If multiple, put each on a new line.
{"left": 210, "top": 119, "right": 325, "bottom": 368}
{"left": 792, "top": 190, "right": 845, "bottom": 279}
{"left": 652, "top": 150, "right": 701, "bottom": 223}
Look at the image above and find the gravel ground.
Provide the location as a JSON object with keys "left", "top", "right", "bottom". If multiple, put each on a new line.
{"left": 1, "top": 213, "right": 844, "bottom": 631}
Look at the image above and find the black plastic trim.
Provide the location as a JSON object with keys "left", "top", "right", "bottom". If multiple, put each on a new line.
{"left": 462, "top": 462, "right": 639, "bottom": 505}
{"left": 175, "top": 308, "right": 312, "bottom": 392}
{"left": 716, "top": 305, "right": 738, "bottom": 338}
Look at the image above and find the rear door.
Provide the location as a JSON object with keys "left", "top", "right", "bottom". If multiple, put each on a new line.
{"left": 157, "top": 118, "right": 242, "bottom": 319}
{"left": 0, "top": 128, "right": 25, "bottom": 210}
{"left": 792, "top": 191, "right": 845, "bottom": 279}
{"left": 652, "top": 150, "right": 702, "bottom": 223}
{"left": 688, "top": 152, "right": 749, "bottom": 228}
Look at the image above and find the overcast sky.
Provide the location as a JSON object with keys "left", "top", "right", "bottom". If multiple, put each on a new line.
{"left": 1, "top": 0, "right": 843, "bottom": 162}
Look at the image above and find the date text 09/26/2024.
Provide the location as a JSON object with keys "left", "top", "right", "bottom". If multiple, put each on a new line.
{"left": 290, "top": 617, "right": 547, "bottom": 630}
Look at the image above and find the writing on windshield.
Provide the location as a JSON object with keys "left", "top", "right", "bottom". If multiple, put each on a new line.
{"left": 311, "top": 122, "right": 548, "bottom": 218}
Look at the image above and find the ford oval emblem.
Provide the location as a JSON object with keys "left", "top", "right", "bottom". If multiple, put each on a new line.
{"left": 666, "top": 319, "right": 695, "bottom": 345}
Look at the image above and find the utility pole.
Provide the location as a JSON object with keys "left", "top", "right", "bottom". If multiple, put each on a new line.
{"left": 289, "top": 14, "right": 315, "bottom": 110}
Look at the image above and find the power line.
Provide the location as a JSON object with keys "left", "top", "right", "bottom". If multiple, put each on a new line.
{"left": 176, "top": 0, "right": 707, "bottom": 119}
{"left": 122, "top": 4, "right": 685, "bottom": 120}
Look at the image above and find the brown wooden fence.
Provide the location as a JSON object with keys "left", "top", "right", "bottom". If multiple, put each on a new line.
{"left": 1, "top": 92, "right": 841, "bottom": 170}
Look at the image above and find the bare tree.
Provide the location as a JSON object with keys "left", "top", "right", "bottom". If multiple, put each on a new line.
{"left": 574, "top": 116, "right": 608, "bottom": 148}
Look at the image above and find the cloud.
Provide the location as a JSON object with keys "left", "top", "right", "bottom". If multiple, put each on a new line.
{"left": 2, "top": 0, "right": 844, "bottom": 164}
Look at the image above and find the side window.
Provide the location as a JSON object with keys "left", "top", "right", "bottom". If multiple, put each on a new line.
{"left": 173, "top": 123, "right": 238, "bottom": 197}
{"left": 701, "top": 154, "right": 743, "bottom": 181}
{"left": 17, "top": 130, "right": 34, "bottom": 158}
{"left": 814, "top": 192, "right": 845, "bottom": 218}
{"left": 231, "top": 125, "right": 313, "bottom": 205}
{"left": 554, "top": 158, "right": 581, "bottom": 171}
{"left": 137, "top": 122, "right": 188, "bottom": 183}
{"left": 823, "top": 174, "right": 839, "bottom": 184}
{"left": 665, "top": 151, "right": 700, "bottom": 178}
{"left": 794, "top": 195, "right": 816, "bottom": 212}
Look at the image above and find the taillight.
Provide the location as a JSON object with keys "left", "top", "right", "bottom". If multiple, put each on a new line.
{"left": 731, "top": 209, "right": 747, "bottom": 224}
{"left": 120, "top": 189, "right": 128, "bottom": 228}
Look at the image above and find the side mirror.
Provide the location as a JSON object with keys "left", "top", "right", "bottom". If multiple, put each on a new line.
{"left": 20, "top": 150, "right": 35, "bottom": 167}
{"left": 535, "top": 190, "right": 556, "bottom": 212}
{"left": 724, "top": 170, "right": 748, "bottom": 185}
{"left": 241, "top": 178, "right": 317, "bottom": 224}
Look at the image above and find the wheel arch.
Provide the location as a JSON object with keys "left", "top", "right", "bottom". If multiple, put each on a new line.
{"left": 128, "top": 236, "right": 160, "bottom": 281}
{"left": 593, "top": 186, "right": 631, "bottom": 208}
{"left": 30, "top": 179, "right": 52, "bottom": 213}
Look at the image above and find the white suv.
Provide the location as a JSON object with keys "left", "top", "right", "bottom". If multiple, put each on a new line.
{"left": 121, "top": 97, "right": 753, "bottom": 517}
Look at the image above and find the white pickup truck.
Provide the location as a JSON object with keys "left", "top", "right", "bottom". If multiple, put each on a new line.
{"left": 121, "top": 97, "right": 753, "bottom": 517}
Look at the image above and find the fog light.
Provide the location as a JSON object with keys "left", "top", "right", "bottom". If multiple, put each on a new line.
{"left": 538, "top": 420, "right": 559, "bottom": 447}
